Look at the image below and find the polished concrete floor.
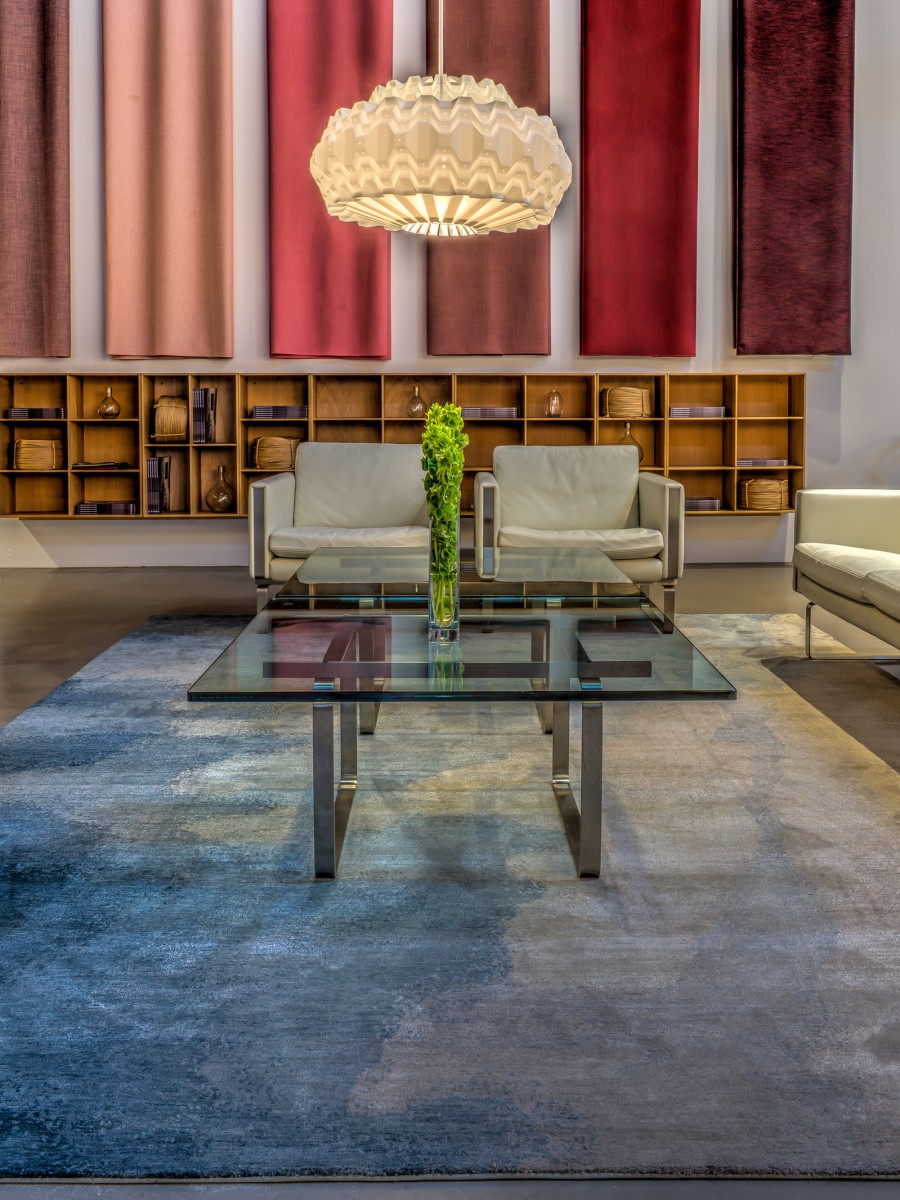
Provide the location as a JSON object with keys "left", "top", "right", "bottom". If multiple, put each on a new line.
{"left": 1, "top": 566, "right": 897, "bottom": 1196}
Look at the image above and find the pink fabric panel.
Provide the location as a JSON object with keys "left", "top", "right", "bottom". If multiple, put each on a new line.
{"left": 0, "top": 0, "right": 70, "bottom": 356}
{"left": 425, "top": 0, "right": 551, "bottom": 356}
{"left": 268, "top": 0, "right": 392, "bottom": 359}
{"left": 103, "top": 0, "right": 233, "bottom": 358}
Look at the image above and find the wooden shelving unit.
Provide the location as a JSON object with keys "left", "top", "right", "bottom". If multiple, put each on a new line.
{"left": 0, "top": 372, "right": 805, "bottom": 519}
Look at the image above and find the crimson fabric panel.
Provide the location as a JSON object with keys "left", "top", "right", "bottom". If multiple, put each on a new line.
{"left": 0, "top": 0, "right": 70, "bottom": 356}
{"left": 103, "top": 0, "right": 233, "bottom": 358}
{"left": 733, "top": 0, "right": 854, "bottom": 355}
{"left": 268, "top": 0, "right": 392, "bottom": 359}
{"left": 581, "top": 0, "right": 700, "bottom": 357}
{"left": 425, "top": 0, "right": 550, "bottom": 356}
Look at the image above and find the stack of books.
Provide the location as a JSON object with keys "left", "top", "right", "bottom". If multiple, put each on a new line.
{"left": 72, "top": 461, "right": 129, "bottom": 470}
{"left": 6, "top": 407, "right": 66, "bottom": 419}
{"left": 669, "top": 406, "right": 726, "bottom": 418}
{"left": 460, "top": 406, "right": 518, "bottom": 418}
{"left": 251, "top": 404, "right": 307, "bottom": 419}
{"left": 74, "top": 500, "right": 137, "bottom": 515}
{"left": 192, "top": 388, "right": 218, "bottom": 443}
{"left": 146, "top": 456, "right": 172, "bottom": 513}
{"left": 737, "top": 457, "right": 788, "bottom": 466}
{"left": 685, "top": 497, "right": 722, "bottom": 511}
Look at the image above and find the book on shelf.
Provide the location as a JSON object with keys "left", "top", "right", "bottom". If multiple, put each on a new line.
{"left": 737, "top": 458, "right": 788, "bottom": 466}
{"left": 250, "top": 405, "right": 308, "bottom": 419}
{"left": 75, "top": 500, "right": 137, "bottom": 515}
{"left": 72, "top": 461, "right": 130, "bottom": 470}
{"left": 146, "top": 456, "right": 160, "bottom": 513}
{"left": 5, "top": 407, "right": 66, "bottom": 419}
{"left": 192, "top": 387, "right": 216, "bottom": 443}
{"left": 669, "top": 406, "right": 726, "bottom": 417}
{"left": 460, "top": 406, "right": 518, "bottom": 419}
{"left": 159, "top": 455, "right": 171, "bottom": 513}
{"left": 685, "top": 497, "right": 722, "bottom": 511}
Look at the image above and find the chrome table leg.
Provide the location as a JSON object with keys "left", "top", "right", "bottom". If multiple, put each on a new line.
{"left": 549, "top": 694, "right": 603, "bottom": 878}
{"left": 312, "top": 684, "right": 359, "bottom": 879}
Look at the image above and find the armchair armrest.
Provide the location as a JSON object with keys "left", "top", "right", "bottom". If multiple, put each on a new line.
{"left": 638, "top": 474, "right": 684, "bottom": 581}
{"left": 249, "top": 472, "right": 295, "bottom": 581}
{"left": 474, "top": 471, "right": 500, "bottom": 576}
{"left": 795, "top": 489, "right": 900, "bottom": 555}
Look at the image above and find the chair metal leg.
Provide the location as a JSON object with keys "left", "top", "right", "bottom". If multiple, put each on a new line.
{"left": 805, "top": 601, "right": 815, "bottom": 658}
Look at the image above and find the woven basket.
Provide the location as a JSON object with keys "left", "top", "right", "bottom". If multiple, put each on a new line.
{"left": 14, "top": 439, "right": 64, "bottom": 470}
{"left": 600, "top": 386, "right": 653, "bottom": 419}
{"left": 738, "top": 476, "right": 790, "bottom": 511}
{"left": 253, "top": 436, "right": 302, "bottom": 471}
{"left": 152, "top": 396, "right": 189, "bottom": 442}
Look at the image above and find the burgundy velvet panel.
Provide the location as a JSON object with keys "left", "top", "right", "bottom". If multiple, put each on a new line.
{"left": 268, "top": 0, "right": 392, "bottom": 359}
{"left": 581, "top": 0, "right": 700, "bottom": 357}
{"left": 733, "top": 0, "right": 854, "bottom": 355}
{"left": 425, "top": 0, "right": 550, "bottom": 356}
{"left": 103, "top": 0, "right": 233, "bottom": 358}
{"left": 0, "top": 0, "right": 70, "bottom": 356}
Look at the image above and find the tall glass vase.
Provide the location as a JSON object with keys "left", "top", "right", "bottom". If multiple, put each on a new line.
{"left": 428, "top": 510, "right": 460, "bottom": 642}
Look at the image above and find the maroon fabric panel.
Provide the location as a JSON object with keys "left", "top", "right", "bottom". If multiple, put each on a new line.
{"left": 0, "top": 0, "right": 70, "bottom": 356}
{"left": 268, "top": 0, "right": 392, "bottom": 359}
{"left": 734, "top": 0, "right": 854, "bottom": 355}
{"left": 581, "top": 0, "right": 700, "bottom": 357}
{"left": 425, "top": 0, "right": 550, "bottom": 356}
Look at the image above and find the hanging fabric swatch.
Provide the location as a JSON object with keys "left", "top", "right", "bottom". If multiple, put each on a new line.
{"left": 268, "top": 0, "right": 392, "bottom": 359}
{"left": 581, "top": 0, "right": 701, "bottom": 357}
{"left": 0, "top": 0, "right": 70, "bottom": 357}
{"left": 103, "top": 0, "right": 233, "bottom": 358}
{"left": 425, "top": 0, "right": 550, "bottom": 356}
{"left": 733, "top": 0, "right": 854, "bottom": 355}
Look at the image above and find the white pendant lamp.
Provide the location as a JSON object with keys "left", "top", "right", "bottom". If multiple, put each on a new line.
{"left": 309, "top": 1, "right": 572, "bottom": 238}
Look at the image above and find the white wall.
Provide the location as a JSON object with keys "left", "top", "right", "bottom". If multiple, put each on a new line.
{"left": 3, "top": 0, "right": 898, "bottom": 568}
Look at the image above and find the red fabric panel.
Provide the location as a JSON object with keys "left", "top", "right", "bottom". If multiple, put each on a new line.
{"left": 425, "top": 0, "right": 550, "bottom": 356}
{"left": 0, "top": 0, "right": 69, "bottom": 356}
{"left": 734, "top": 0, "right": 854, "bottom": 355}
{"left": 268, "top": 0, "right": 392, "bottom": 359}
{"left": 581, "top": 0, "right": 700, "bottom": 357}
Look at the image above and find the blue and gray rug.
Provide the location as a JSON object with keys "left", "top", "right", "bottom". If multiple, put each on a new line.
{"left": 1, "top": 614, "right": 898, "bottom": 1179}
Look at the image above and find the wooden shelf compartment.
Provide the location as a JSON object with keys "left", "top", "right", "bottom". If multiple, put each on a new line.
{"left": 141, "top": 375, "right": 190, "bottom": 448}
{"left": 69, "top": 374, "right": 139, "bottom": 420}
{"left": 243, "top": 421, "right": 305, "bottom": 476}
{"left": 735, "top": 467, "right": 804, "bottom": 513}
{"left": 666, "top": 374, "right": 736, "bottom": 416}
{"left": 144, "top": 447, "right": 190, "bottom": 516}
{"left": 524, "top": 375, "right": 593, "bottom": 419}
{"left": 735, "top": 373, "right": 805, "bottom": 418}
{"left": 598, "top": 374, "right": 664, "bottom": 418}
{"left": 383, "top": 375, "right": 451, "bottom": 418}
{"left": 596, "top": 419, "right": 664, "bottom": 468}
{"left": 1, "top": 422, "right": 67, "bottom": 471}
{"left": 525, "top": 419, "right": 593, "bottom": 448}
{"left": 0, "top": 471, "right": 67, "bottom": 516}
{"left": 314, "top": 421, "right": 381, "bottom": 444}
{"left": 70, "top": 470, "right": 140, "bottom": 515}
{"left": 69, "top": 421, "right": 139, "bottom": 469}
{"left": 313, "top": 375, "right": 381, "bottom": 421}
{"left": 192, "top": 446, "right": 239, "bottom": 516}
{"left": 455, "top": 374, "right": 523, "bottom": 417}
{"left": 190, "top": 374, "right": 238, "bottom": 444}
{"left": 668, "top": 419, "right": 735, "bottom": 469}
{"left": 464, "top": 419, "right": 522, "bottom": 470}
{"left": 736, "top": 418, "right": 804, "bottom": 467}
{"left": 383, "top": 419, "right": 427, "bottom": 446}
{"left": 668, "top": 468, "right": 736, "bottom": 513}
{"left": 2, "top": 374, "right": 68, "bottom": 415}
{"left": 241, "top": 374, "right": 310, "bottom": 419}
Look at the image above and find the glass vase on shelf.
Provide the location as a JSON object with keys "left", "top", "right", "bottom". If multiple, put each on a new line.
{"left": 407, "top": 384, "right": 427, "bottom": 418}
{"left": 97, "top": 386, "right": 120, "bottom": 419}
{"left": 205, "top": 464, "right": 236, "bottom": 513}
{"left": 545, "top": 388, "right": 563, "bottom": 417}
{"left": 617, "top": 421, "right": 644, "bottom": 463}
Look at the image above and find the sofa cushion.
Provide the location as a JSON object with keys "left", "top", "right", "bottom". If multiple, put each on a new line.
{"left": 498, "top": 525, "right": 664, "bottom": 559}
{"left": 862, "top": 568, "right": 900, "bottom": 621}
{"left": 493, "top": 445, "right": 639, "bottom": 531}
{"left": 270, "top": 525, "right": 429, "bottom": 556}
{"left": 793, "top": 542, "right": 900, "bottom": 602}
{"left": 293, "top": 442, "right": 427, "bottom": 529}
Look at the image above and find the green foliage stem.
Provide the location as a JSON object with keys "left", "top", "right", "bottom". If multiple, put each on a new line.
{"left": 421, "top": 403, "right": 468, "bottom": 627}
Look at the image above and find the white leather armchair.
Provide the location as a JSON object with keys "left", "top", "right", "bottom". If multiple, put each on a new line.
{"left": 474, "top": 445, "right": 684, "bottom": 621}
{"left": 250, "top": 441, "right": 428, "bottom": 609}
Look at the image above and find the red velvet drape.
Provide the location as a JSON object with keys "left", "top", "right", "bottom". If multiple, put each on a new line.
{"left": 425, "top": 0, "right": 551, "bottom": 356}
{"left": 733, "top": 0, "right": 854, "bottom": 355}
{"left": 580, "top": 0, "right": 701, "bottom": 357}
{"left": 0, "top": 0, "right": 70, "bottom": 357}
{"left": 268, "top": 0, "right": 392, "bottom": 359}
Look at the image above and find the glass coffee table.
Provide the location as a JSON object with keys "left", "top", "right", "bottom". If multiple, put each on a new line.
{"left": 189, "top": 548, "right": 735, "bottom": 878}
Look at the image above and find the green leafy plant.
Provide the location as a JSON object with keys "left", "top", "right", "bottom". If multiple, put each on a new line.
{"left": 421, "top": 402, "right": 468, "bottom": 629}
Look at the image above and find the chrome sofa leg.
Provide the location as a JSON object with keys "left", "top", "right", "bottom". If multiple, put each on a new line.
{"left": 661, "top": 582, "right": 676, "bottom": 632}
{"left": 805, "top": 601, "right": 815, "bottom": 658}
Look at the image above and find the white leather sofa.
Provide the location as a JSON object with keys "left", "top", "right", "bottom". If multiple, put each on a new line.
{"left": 793, "top": 488, "right": 900, "bottom": 654}
{"left": 474, "top": 445, "right": 685, "bottom": 621}
{"left": 250, "top": 441, "right": 428, "bottom": 608}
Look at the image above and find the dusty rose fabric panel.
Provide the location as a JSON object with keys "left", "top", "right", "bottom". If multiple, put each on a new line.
{"left": 268, "top": 0, "right": 392, "bottom": 359}
{"left": 425, "top": 0, "right": 550, "bottom": 356}
{"left": 580, "top": 0, "right": 701, "bottom": 357}
{"left": 0, "top": 0, "right": 70, "bottom": 356}
{"left": 733, "top": 0, "right": 854, "bottom": 355}
{"left": 103, "top": 0, "right": 233, "bottom": 358}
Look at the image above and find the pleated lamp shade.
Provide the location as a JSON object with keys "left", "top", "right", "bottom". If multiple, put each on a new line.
{"left": 310, "top": 74, "right": 572, "bottom": 237}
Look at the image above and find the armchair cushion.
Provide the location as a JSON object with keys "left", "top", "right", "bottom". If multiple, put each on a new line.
{"left": 293, "top": 442, "right": 427, "bottom": 529}
{"left": 497, "top": 525, "right": 664, "bottom": 558}
{"left": 862, "top": 569, "right": 900, "bottom": 622}
{"left": 493, "top": 445, "right": 639, "bottom": 531}
{"left": 270, "top": 525, "right": 429, "bottom": 556}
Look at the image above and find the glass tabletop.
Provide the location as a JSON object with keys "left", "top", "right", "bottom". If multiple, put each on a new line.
{"left": 189, "top": 604, "right": 735, "bottom": 705}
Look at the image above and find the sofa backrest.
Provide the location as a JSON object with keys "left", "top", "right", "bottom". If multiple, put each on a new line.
{"left": 293, "top": 442, "right": 428, "bottom": 528}
{"left": 493, "top": 444, "right": 640, "bottom": 530}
